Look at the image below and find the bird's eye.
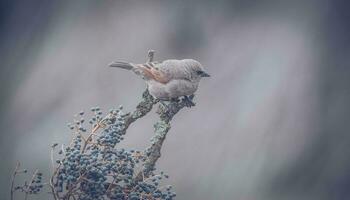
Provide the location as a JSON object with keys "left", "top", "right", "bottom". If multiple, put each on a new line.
{"left": 196, "top": 70, "right": 204, "bottom": 75}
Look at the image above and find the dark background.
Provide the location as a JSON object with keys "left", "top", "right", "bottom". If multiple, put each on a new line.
{"left": 1, "top": 0, "right": 350, "bottom": 199}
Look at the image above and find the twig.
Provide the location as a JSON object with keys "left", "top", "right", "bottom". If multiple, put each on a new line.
{"left": 64, "top": 173, "right": 86, "bottom": 199}
{"left": 10, "top": 162, "right": 20, "bottom": 200}
{"left": 106, "top": 175, "right": 117, "bottom": 197}
{"left": 24, "top": 169, "right": 38, "bottom": 200}
{"left": 147, "top": 50, "right": 155, "bottom": 62}
{"left": 50, "top": 147, "right": 55, "bottom": 173}
{"left": 49, "top": 165, "right": 59, "bottom": 200}
{"left": 81, "top": 124, "right": 101, "bottom": 153}
{"left": 48, "top": 146, "right": 60, "bottom": 200}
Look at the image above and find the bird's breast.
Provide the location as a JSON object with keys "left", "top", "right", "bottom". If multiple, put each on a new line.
{"left": 147, "top": 79, "right": 198, "bottom": 99}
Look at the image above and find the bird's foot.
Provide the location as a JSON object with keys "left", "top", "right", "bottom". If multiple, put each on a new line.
{"left": 159, "top": 98, "right": 179, "bottom": 107}
{"left": 181, "top": 95, "right": 195, "bottom": 107}
{"left": 170, "top": 98, "right": 180, "bottom": 103}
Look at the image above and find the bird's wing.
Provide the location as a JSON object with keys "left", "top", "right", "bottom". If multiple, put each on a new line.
{"left": 135, "top": 62, "right": 170, "bottom": 84}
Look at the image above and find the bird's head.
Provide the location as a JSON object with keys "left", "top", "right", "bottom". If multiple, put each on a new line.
{"left": 184, "top": 59, "right": 210, "bottom": 82}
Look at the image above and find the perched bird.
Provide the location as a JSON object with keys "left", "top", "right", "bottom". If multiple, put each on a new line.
{"left": 109, "top": 58, "right": 210, "bottom": 101}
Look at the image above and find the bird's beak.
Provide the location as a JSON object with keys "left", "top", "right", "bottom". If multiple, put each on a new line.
{"left": 200, "top": 71, "right": 210, "bottom": 77}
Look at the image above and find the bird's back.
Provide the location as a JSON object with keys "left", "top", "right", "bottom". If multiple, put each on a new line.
{"left": 156, "top": 59, "right": 200, "bottom": 80}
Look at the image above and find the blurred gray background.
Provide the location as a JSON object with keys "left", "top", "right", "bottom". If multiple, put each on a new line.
{"left": 1, "top": 0, "right": 350, "bottom": 199}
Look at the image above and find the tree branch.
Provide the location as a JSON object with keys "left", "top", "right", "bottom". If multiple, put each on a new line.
{"left": 123, "top": 90, "right": 158, "bottom": 129}
{"left": 135, "top": 97, "right": 193, "bottom": 181}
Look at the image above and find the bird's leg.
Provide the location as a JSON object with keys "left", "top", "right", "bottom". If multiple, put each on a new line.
{"left": 181, "top": 95, "right": 195, "bottom": 107}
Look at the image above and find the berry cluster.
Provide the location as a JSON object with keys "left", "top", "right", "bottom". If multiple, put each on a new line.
{"left": 49, "top": 106, "right": 175, "bottom": 199}
{"left": 11, "top": 88, "right": 191, "bottom": 200}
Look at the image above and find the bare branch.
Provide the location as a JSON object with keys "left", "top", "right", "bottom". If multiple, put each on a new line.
{"left": 10, "top": 162, "right": 20, "bottom": 200}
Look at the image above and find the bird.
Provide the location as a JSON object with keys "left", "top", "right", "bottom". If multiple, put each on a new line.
{"left": 108, "top": 57, "right": 210, "bottom": 103}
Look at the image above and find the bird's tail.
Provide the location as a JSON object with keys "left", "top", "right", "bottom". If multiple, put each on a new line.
{"left": 108, "top": 61, "right": 134, "bottom": 70}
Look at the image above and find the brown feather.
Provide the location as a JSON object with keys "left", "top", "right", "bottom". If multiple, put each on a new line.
{"left": 137, "top": 64, "right": 169, "bottom": 84}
